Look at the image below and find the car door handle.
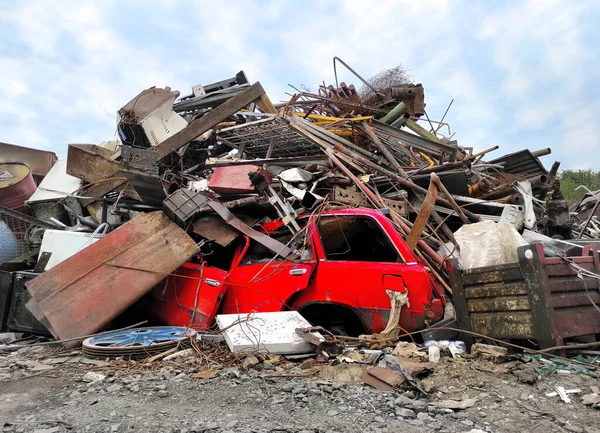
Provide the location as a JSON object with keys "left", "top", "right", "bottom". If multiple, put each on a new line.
{"left": 289, "top": 269, "right": 307, "bottom": 276}
{"left": 205, "top": 279, "right": 221, "bottom": 287}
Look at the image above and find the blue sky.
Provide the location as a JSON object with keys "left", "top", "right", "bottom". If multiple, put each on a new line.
{"left": 1, "top": 0, "right": 599, "bottom": 170}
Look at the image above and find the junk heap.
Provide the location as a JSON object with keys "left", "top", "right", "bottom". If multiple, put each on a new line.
{"left": 1, "top": 59, "right": 599, "bottom": 359}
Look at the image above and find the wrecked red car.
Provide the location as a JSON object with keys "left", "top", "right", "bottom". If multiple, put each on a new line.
{"left": 151, "top": 208, "right": 446, "bottom": 335}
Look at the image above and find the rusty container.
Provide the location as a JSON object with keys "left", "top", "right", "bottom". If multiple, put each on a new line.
{"left": 0, "top": 163, "right": 37, "bottom": 211}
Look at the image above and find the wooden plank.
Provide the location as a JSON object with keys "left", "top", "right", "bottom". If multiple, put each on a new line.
{"left": 461, "top": 266, "right": 523, "bottom": 286}
{"left": 25, "top": 212, "right": 199, "bottom": 346}
{"left": 470, "top": 311, "right": 534, "bottom": 339}
{"left": 546, "top": 277, "right": 600, "bottom": 293}
{"left": 155, "top": 82, "right": 267, "bottom": 158}
{"left": 467, "top": 296, "right": 530, "bottom": 313}
{"left": 464, "top": 282, "right": 527, "bottom": 298}
{"left": 550, "top": 292, "right": 600, "bottom": 309}
{"left": 542, "top": 261, "right": 595, "bottom": 277}
{"left": 367, "top": 366, "right": 406, "bottom": 387}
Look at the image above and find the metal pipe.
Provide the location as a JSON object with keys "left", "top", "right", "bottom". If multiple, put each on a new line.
{"left": 380, "top": 102, "right": 408, "bottom": 125}
{"left": 531, "top": 148, "right": 552, "bottom": 158}
{"left": 469, "top": 145, "right": 499, "bottom": 160}
{"left": 431, "top": 173, "right": 470, "bottom": 224}
{"left": 362, "top": 122, "right": 407, "bottom": 177}
{"left": 409, "top": 159, "right": 471, "bottom": 175}
{"left": 330, "top": 143, "right": 480, "bottom": 222}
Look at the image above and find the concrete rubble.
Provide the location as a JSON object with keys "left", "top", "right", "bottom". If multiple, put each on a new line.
{"left": 0, "top": 58, "right": 599, "bottom": 432}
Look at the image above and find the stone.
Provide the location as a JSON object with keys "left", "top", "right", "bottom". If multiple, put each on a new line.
{"left": 224, "top": 420, "right": 238, "bottom": 429}
{"left": 327, "top": 410, "right": 339, "bottom": 416}
{"left": 242, "top": 355, "right": 260, "bottom": 370}
{"left": 106, "top": 384, "right": 122, "bottom": 393}
{"left": 157, "top": 390, "right": 169, "bottom": 398}
{"left": 417, "top": 413, "right": 433, "bottom": 421}
{"left": 130, "top": 385, "right": 140, "bottom": 393}
{"left": 82, "top": 372, "right": 106, "bottom": 383}
{"left": 396, "top": 408, "right": 416, "bottom": 419}
{"left": 262, "top": 361, "right": 276, "bottom": 371}
{"left": 374, "top": 416, "right": 385, "bottom": 423}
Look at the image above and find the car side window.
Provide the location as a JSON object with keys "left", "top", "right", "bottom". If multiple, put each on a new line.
{"left": 239, "top": 227, "right": 313, "bottom": 266}
{"left": 317, "top": 215, "right": 401, "bottom": 263}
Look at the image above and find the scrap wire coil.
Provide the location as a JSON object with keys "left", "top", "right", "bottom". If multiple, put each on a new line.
{"left": 82, "top": 326, "right": 196, "bottom": 359}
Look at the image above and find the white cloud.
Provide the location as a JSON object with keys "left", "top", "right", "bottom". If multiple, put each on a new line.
{"left": 0, "top": 0, "right": 598, "bottom": 169}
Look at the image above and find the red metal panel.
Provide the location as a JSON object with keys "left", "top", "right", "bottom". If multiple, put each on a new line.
{"left": 25, "top": 212, "right": 199, "bottom": 346}
{"left": 221, "top": 261, "right": 315, "bottom": 312}
{"left": 208, "top": 164, "right": 271, "bottom": 195}
{"left": 152, "top": 263, "right": 227, "bottom": 329}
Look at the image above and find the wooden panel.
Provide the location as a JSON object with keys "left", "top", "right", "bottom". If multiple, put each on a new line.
{"left": 553, "top": 308, "right": 600, "bottom": 338}
{"left": 546, "top": 276, "right": 600, "bottom": 292}
{"left": 542, "top": 261, "right": 595, "bottom": 277}
{"left": 25, "top": 212, "right": 199, "bottom": 346}
{"left": 461, "top": 266, "right": 523, "bottom": 286}
{"left": 465, "top": 282, "right": 527, "bottom": 299}
{"left": 550, "top": 292, "right": 600, "bottom": 309}
{"left": 470, "top": 311, "right": 534, "bottom": 339}
{"left": 467, "top": 296, "right": 530, "bottom": 313}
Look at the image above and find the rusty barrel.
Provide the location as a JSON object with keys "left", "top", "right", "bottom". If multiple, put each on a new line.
{"left": 0, "top": 163, "right": 37, "bottom": 212}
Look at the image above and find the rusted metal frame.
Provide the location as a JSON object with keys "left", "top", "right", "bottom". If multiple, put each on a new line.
{"left": 263, "top": 138, "right": 276, "bottom": 170}
{"left": 433, "top": 99, "right": 454, "bottom": 135}
{"left": 0, "top": 204, "right": 62, "bottom": 230}
{"left": 408, "top": 159, "right": 471, "bottom": 176}
{"left": 332, "top": 56, "right": 382, "bottom": 100}
{"left": 371, "top": 120, "right": 457, "bottom": 160}
{"left": 431, "top": 173, "right": 470, "bottom": 225}
{"left": 155, "top": 82, "right": 269, "bottom": 158}
{"left": 206, "top": 155, "right": 330, "bottom": 169}
{"left": 329, "top": 141, "right": 480, "bottom": 223}
{"left": 446, "top": 259, "right": 475, "bottom": 348}
{"left": 518, "top": 244, "right": 559, "bottom": 349}
{"left": 290, "top": 116, "right": 378, "bottom": 159}
{"left": 205, "top": 198, "right": 293, "bottom": 258}
{"left": 361, "top": 122, "right": 408, "bottom": 177}
{"left": 284, "top": 93, "right": 390, "bottom": 115}
{"left": 405, "top": 176, "right": 438, "bottom": 251}
{"left": 290, "top": 119, "right": 446, "bottom": 267}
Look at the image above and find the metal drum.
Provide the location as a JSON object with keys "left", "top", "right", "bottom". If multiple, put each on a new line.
{"left": 0, "top": 163, "right": 37, "bottom": 212}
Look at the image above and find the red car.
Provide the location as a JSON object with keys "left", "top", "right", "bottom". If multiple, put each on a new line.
{"left": 152, "top": 208, "right": 446, "bottom": 336}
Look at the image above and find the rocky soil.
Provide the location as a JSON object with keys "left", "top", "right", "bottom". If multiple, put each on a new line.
{"left": 1, "top": 343, "right": 599, "bottom": 433}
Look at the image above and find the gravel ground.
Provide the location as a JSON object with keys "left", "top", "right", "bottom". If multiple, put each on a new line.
{"left": 1, "top": 344, "right": 599, "bottom": 433}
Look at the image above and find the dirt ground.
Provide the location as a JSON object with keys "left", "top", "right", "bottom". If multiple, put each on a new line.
{"left": 1, "top": 344, "right": 599, "bottom": 433}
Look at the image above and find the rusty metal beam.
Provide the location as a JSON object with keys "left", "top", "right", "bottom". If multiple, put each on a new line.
{"left": 405, "top": 175, "right": 438, "bottom": 251}
{"left": 155, "top": 82, "right": 268, "bottom": 158}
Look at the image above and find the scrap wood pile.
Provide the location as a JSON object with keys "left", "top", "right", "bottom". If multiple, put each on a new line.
{"left": 0, "top": 57, "right": 590, "bottom": 354}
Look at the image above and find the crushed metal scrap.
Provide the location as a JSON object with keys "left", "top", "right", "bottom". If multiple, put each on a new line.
{"left": 0, "top": 57, "right": 599, "bottom": 362}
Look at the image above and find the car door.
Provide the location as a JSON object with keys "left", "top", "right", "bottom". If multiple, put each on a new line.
{"left": 291, "top": 212, "right": 443, "bottom": 333}
{"left": 221, "top": 228, "right": 316, "bottom": 314}
{"left": 152, "top": 262, "right": 228, "bottom": 330}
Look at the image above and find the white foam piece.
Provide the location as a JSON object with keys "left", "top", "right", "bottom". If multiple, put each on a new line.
{"left": 216, "top": 311, "right": 321, "bottom": 355}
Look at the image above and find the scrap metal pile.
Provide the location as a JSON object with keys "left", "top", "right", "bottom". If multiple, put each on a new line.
{"left": 1, "top": 59, "right": 597, "bottom": 352}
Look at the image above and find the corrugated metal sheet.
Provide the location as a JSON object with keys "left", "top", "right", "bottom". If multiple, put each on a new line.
{"left": 488, "top": 150, "right": 547, "bottom": 176}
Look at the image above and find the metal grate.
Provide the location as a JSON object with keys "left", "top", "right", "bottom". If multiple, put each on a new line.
{"left": 0, "top": 213, "right": 29, "bottom": 254}
{"left": 217, "top": 117, "right": 324, "bottom": 159}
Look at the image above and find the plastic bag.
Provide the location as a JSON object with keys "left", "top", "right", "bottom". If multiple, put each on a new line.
{"left": 454, "top": 220, "right": 527, "bottom": 269}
